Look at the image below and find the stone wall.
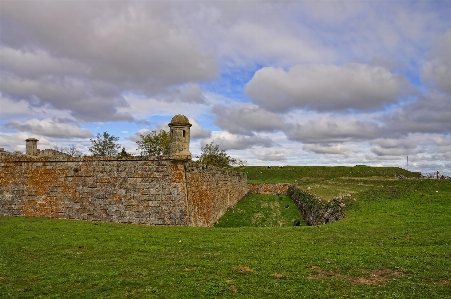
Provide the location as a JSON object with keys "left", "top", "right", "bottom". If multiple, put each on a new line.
{"left": 38, "top": 148, "right": 69, "bottom": 158}
{"left": 287, "top": 185, "right": 345, "bottom": 226}
{"left": 185, "top": 163, "right": 248, "bottom": 226}
{"left": 0, "top": 156, "right": 248, "bottom": 227}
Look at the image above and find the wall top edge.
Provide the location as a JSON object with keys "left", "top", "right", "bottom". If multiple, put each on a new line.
{"left": 0, "top": 155, "right": 177, "bottom": 162}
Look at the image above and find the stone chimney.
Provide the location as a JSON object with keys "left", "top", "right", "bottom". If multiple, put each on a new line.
{"left": 25, "top": 138, "right": 39, "bottom": 156}
{"left": 168, "top": 114, "right": 192, "bottom": 160}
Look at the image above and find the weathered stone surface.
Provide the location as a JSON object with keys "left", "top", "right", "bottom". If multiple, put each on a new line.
{"left": 287, "top": 185, "right": 345, "bottom": 226}
{"left": 0, "top": 156, "right": 248, "bottom": 227}
{"left": 184, "top": 162, "right": 248, "bottom": 226}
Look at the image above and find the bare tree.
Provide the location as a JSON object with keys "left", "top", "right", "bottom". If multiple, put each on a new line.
{"left": 54, "top": 144, "right": 83, "bottom": 157}
{"left": 64, "top": 144, "right": 83, "bottom": 157}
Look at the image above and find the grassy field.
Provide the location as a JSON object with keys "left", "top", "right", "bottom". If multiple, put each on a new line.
{"left": 1, "top": 167, "right": 451, "bottom": 298}
{"left": 242, "top": 165, "right": 417, "bottom": 184}
{"left": 242, "top": 165, "right": 419, "bottom": 200}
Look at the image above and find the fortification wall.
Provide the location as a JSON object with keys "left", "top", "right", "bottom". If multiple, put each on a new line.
{"left": 0, "top": 157, "right": 248, "bottom": 227}
{"left": 185, "top": 163, "right": 248, "bottom": 226}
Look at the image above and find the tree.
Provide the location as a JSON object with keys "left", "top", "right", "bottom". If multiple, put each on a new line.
{"left": 136, "top": 130, "right": 170, "bottom": 156}
{"left": 88, "top": 132, "right": 121, "bottom": 156}
{"left": 64, "top": 144, "right": 83, "bottom": 157}
{"left": 53, "top": 144, "right": 83, "bottom": 157}
{"left": 118, "top": 147, "right": 131, "bottom": 157}
{"left": 197, "top": 142, "right": 246, "bottom": 168}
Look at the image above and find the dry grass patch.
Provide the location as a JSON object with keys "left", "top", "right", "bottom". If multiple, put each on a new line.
{"left": 437, "top": 278, "right": 451, "bottom": 286}
{"left": 234, "top": 265, "right": 253, "bottom": 274}
{"left": 271, "top": 273, "right": 284, "bottom": 279}
{"left": 251, "top": 212, "right": 264, "bottom": 225}
{"left": 308, "top": 267, "right": 404, "bottom": 286}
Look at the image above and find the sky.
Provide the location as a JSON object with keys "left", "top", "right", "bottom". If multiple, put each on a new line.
{"left": 1, "top": 0, "right": 450, "bottom": 175}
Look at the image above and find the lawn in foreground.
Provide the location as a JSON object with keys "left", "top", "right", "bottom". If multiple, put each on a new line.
{"left": 1, "top": 179, "right": 450, "bottom": 298}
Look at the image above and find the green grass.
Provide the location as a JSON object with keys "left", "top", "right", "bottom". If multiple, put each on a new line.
{"left": 241, "top": 165, "right": 417, "bottom": 184}
{"left": 1, "top": 169, "right": 451, "bottom": 298}
{"left": 215, "top": 194, "right": 304, "bottom": 227}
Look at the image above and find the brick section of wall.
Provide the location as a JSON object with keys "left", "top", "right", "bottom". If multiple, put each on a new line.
{"left": 0, "top": 157, "right": 247, "bottom": 227}
{"left": 185, "top": 163, "right": 248, "bottom": 226}
{"left": 248, "top": 183, "right": 289, "bottom": 195}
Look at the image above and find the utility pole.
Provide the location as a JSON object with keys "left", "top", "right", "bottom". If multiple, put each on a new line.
{"left": 407, "top": 156, "right": 408, "bottom": 170}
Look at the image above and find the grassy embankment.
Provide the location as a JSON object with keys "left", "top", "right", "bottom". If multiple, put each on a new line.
{"left": 1, "top": 166, "right": 450, "bottom": 298}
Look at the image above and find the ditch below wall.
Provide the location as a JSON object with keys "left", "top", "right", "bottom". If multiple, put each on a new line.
{"left": 248, "top": 183, "right": 289, "bottom": 195}
{"left": 0, "top": 157, "right": 248, "bottom": 227}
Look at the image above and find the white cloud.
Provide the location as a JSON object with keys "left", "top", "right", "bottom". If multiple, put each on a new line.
{"left": 284, "top": 115, "right": 381, "bottom": 143}
{"left": 421, "top": 31, "right": 451, "bottom": 94}
{"left": 370, "top": 146, "right": 418, "bottom": 157}
{"left": 220, "top": 22, "right": 334, "bottom": 66}
{"left": 246, "top": 63, "right": 413, "bottom": 112}
{"left": 251, "top": 148, "right": 288, "bottom": 162}
{"left": 0, "top": 1, "right": 217, "bottom": 122}
{"left": 303, "top": 143, "right": 353, "bottom": 155}
{"left": 201, "top": 132, "right": 274, "bottom": 151}
{"left": 382, "top": 92, "right": 451, "bottom": 135}
{"left": 5, "top": 118, "right": 94, "bottom": 138}
{"left": 212, "top": 104, "right": 285, "bottom": 135}
{"left": 0, "top": 74, "right": 134, "bottom": 122}
{"left": 0, "top": 46, "right": 88, "bottom": 79}
{"left": 188, "top": 118, "right": 211, "bottom": 139}
{"left": 0, "top": 96, "right": 33, "bottom": 117}
{"left": 120, "top": 94, "right": 210, "bottom": 121}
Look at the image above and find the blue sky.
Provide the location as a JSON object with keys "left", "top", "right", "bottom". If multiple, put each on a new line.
{"left": 1, "top": 0, "right": 450, "bottom": 175}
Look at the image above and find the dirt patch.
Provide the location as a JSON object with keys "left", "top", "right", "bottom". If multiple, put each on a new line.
{"left": 271, "top": 273, "right": 284, "bottom": 279}
{"left": 437, "top": 278, "right": 451, "bottom": 286}
{"left": 234, "top": 265, "right": 253, "bottom": 274}
{"left": 308, "top": 267, "right": 404, "bottom": 286}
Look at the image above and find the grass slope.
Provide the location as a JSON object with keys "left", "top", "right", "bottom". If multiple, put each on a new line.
{"left": 1, "top": 168, "right": 451, "bottom": 298}
{"left": 215, "top": 194, "right": 304, "bottom": 227}
{"left": 242, "top": 165, "right": 417, "bottom": 184}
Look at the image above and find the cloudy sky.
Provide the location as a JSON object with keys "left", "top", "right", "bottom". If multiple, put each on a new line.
{"left": 1, "top": 0, "right": 450, "bottom": 175}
